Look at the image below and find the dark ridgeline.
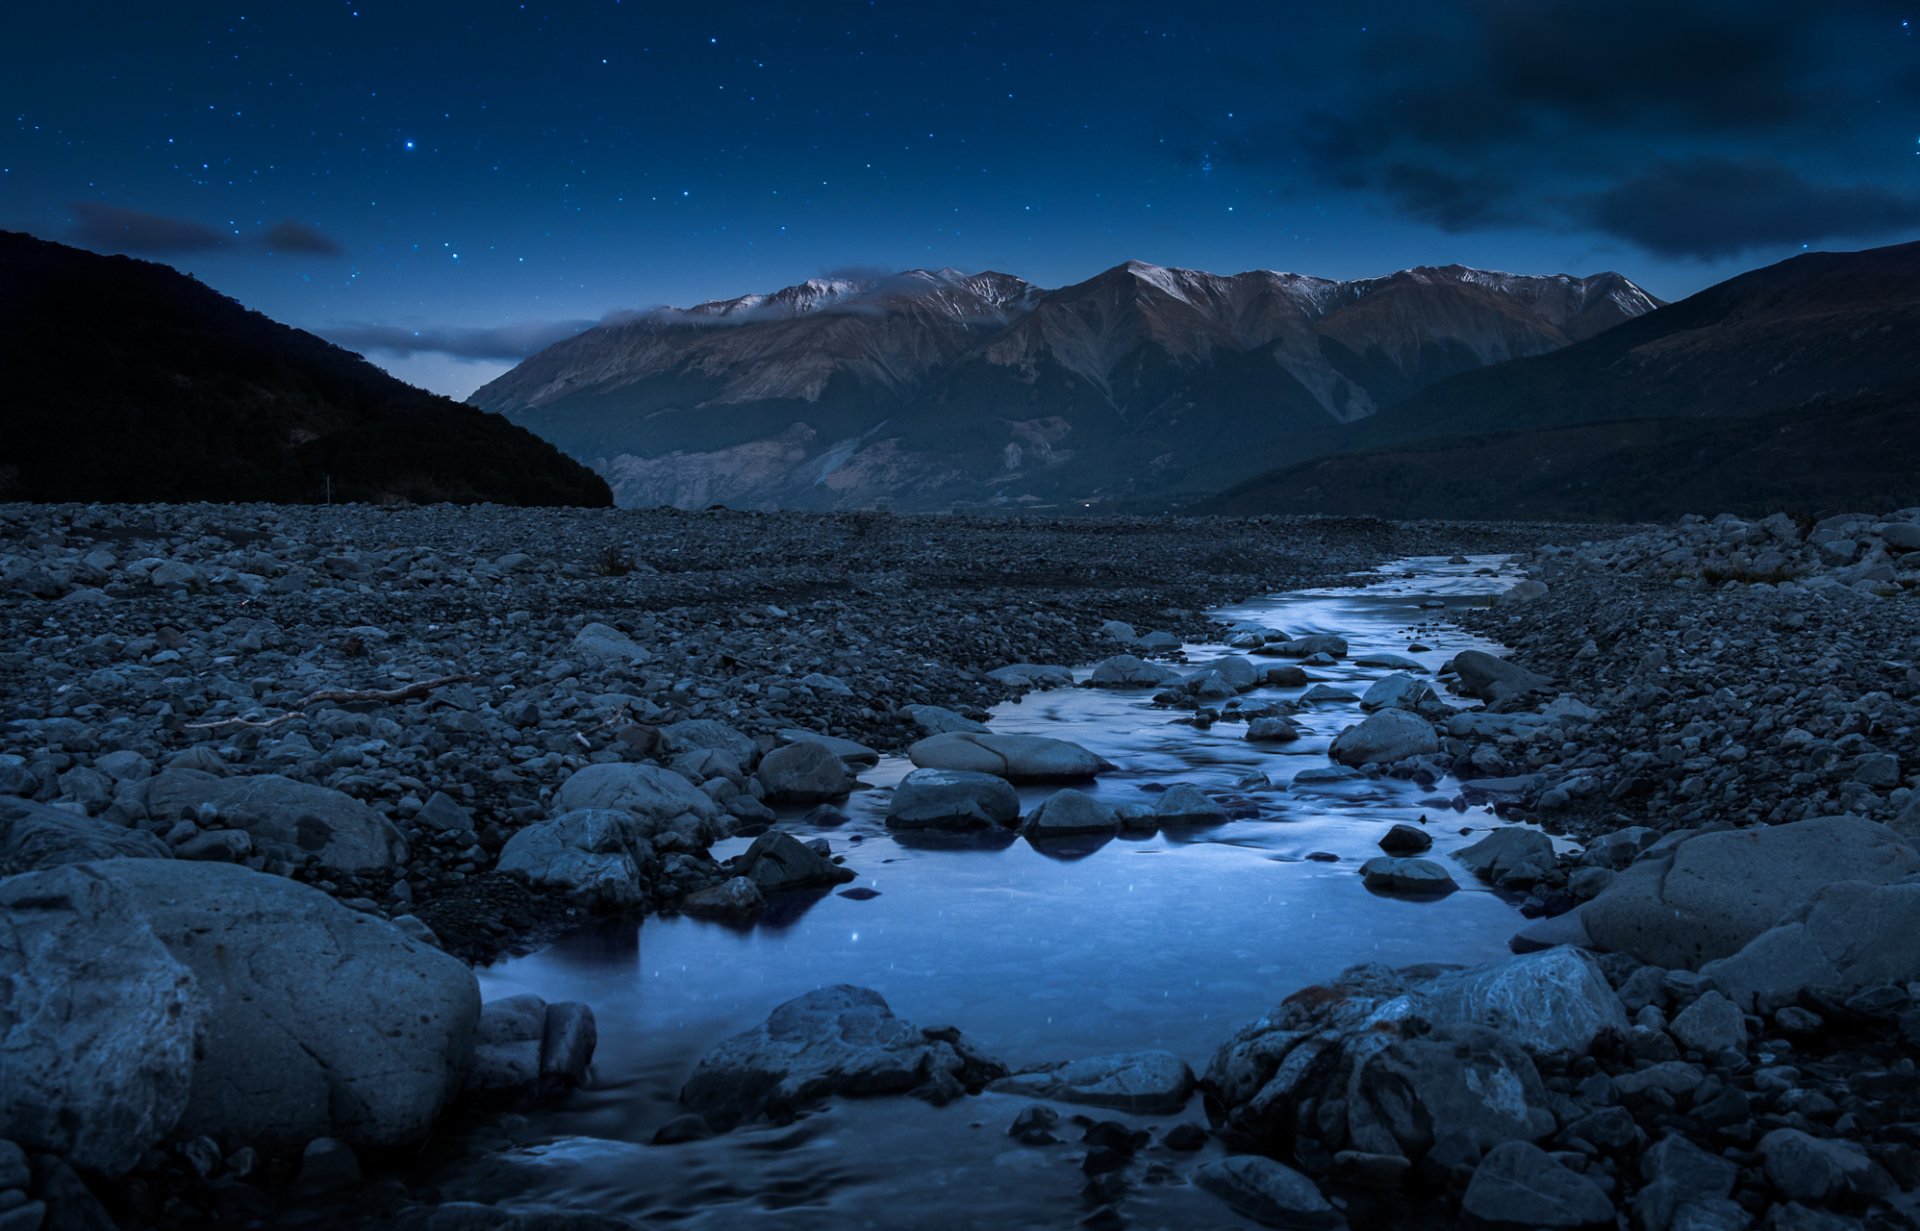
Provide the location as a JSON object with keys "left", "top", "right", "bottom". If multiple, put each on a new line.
{"left": 0, "top": 230, "right": 612, "bottom": 507}
{"left": 1201, "top": 240, "right": 1920, "bottom": 521}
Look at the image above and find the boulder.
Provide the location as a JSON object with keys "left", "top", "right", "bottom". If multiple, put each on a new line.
{"left": 1759, "top": 1128, "right": 1886, "bottom": 1204}
{"left": 774, "top": 729, "right": 880, "bottom": 768}
{"left": 992, "top": 1050, "right": 1195, "bottom": 1114}
{"left": 0, "top": 794, "right": 171, "bottom": 873}
{"left": 552, "top": 763, "right": 720, "bottom": 841}
{"left": 1193, "top": 1156, "right": 1344, "bottom": 1230}
{"left": 1359, "top": 856, "right": 1456, "bottom": 895}
{"left": 1022, "top": 789, "right": 1119, "bottom": 839}
{"left": 1701, "top": 877, "right": 1920, "bottom": 1009}
{"left": 1668, "top": 990, "right": 1747, "bottom": 1053}
{"left": 885, "top": 769, "right": 1020, "bottom": 831}
{"left": 678, "top": 985, "right": 1005, "bottom": 1129}
{"left": 1454, "top": 827, "right": 1557, "bottom": 888}
{"left": 681, "top": 876, "right": 765, "bottom": 920}
{"left": 1153, "top": 784, "right": 1228, "bottom": 827}
{"left": 1329, "top": 710, "right": 1440, "bottom": 767}
{"left": 495, "top": 809, "right": 657, "bottom": 910}
{"left": 987, "top": 663, "right": 1075, "bottom": 689}
{"left": 1452, "top": 650, "right": 1550, "bottom": 702}
{"left": 754, "top": 741, "right": 854, "bottom": 804}
{"left": 1247, "top": 716, "right": 1303, "bottom": 743}
{"left": 1360, "top": 673, "right": 1434, "bottom": 713}
{"left": 90, "top": 859, "right": 479, "bottom": 1151}
{"left": 1522, "top": 815, "right": 1919, "bottom": 969}
{"left": 907, "top": 732, "right": 1112, "bottom": 783}
{"left": 569, "top": 622, "right": 650, "bottom": 665}
{"left": 658, "top": 719, "right": 757, "bottom": 767}
{"left": 1268, "top": 634, "right": 1349, "bottom": 659}
{"left": 0, "top": 865, "right": 203, "bottom": 1175}
{"left": 901, "top": 704, "right": 988, "bottom": 736}
{"left": 1346, "top": 1029, "right": 1556, "bottom": 1160}
{"left": 147, "top": 768, "right": 404, "bottom": 874}
{"left": 1413, "top": 948, "right": 1627, "bottom": 1057}
{"left": 1378, "top": 824, "right": 1431, "bottom": 854}
{"left": 1461, "top": 1140, "right": 1615, "bottom": 1230}
{"left": 1090, "top": 654, "right": 1182, "bottom": 688}
{"left": 735, "top": 831, "right": 855, "bottom": 893}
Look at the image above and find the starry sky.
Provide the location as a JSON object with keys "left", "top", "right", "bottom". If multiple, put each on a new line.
{"left": 6, "top": 1, "right": 1919, "bottom": 397}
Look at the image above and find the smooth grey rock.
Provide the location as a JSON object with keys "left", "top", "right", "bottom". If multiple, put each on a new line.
{"left": 1378, "top": 823, "right": 1432, "bottom": 854}
{"left": 1346, "top": 1029, "right": 1555, "bottom": 1160}
{"left": 681, "top": 876, "right": 765, "bottom": 919}
{"left": 885, "top": 769, "right": 1019, "bottom": 831}
{"left": 569, "top": 622, "right": 650, "bottom": 665}
{"left": 0, "top": 865, "right": 203, "bottom": 1175}
{"left": 679, "top": 985, "right": 1006, "bottom": 1129}
{"left": 1760, "top": 1128, "right": 1882, "bottom": 1203}
{"left": 1454, "top": 827, "right": 1556, "bottom": 888}
{"left": 1246, "top": 716, "right": 1303, "bottom": 742}
{"left": 658, "top": 720, "right": 756, "bottom": 767}
{"left": 1453, "top": 649, "right": 1551, "bottom": 702}
{"left": 1089, "top": 654, "right": 1180, "bottom": 688}
{"left": 1268, "top": 634, "right": 1348, "bottom": 659}
{"left": 754, "top": 741, "right": 854, "bottom": 804}
{"left": 1329, "top": 710, "right": 1440, "bottom": 767}
{"left": 414, "top": 791, "right": 476, "bottom": 837}
{"left": 1360, "top": 673, "right": 1433, "bottom": 713}
{"left": 992, "top": 1050, "right": 1195, "bottom": 1113}
{"left": 1668, "top": 990, "right": 1747, "bottom": 1053}
{"left": 1193, "top": 1155, "right": 1344, "bottom": 1229}
{"left": 1702, "top": 877, "right": 1920, "bottom": 1009}
{"left": 146, "top": 768, "right": 404, "bottom": 874}
{"left": 1460, "top": 1140, "right": 1614, "bottom": 1230}
{"left": 735, "top": 831, "right": 855, "bottom": 892}
{"left": 907, "top": 732, "right": 1112, "bottom": 783}
{"left": 987, "top": 663, "right": 1074, "bottom": 688}
{"left": 89, "top": 859, "right": 479, "bottom": 1151}
{"left": 774, "top": 729, "right": 879, "bottom": 768}
{"left": 1414, "top": 948, "right": 1627, "bottom": 1057}
{"left": 553, "top": 763, "right": 720, "bottom": 839}
{"left": 496, "top": 809, "right": 656, "bottom": 909}
{"left": 1153, "top": 784, "right": 1228, "bottom": 826}
{"left": 1556, "top": 815, "right": 1919, "bottom": 969}
{"left": 1299, "top": 684, "right": 1359, "bottom": 704}
{"left": 0, "top": 794, "right": 171, "bottom": 873}
{"left": 1022, "top": 788, "right": 1118, "bottom": 838}
{"left": 901, "top": 704, "right": 988, "bottom": 736}
{"left": 1359, "top": 856, "right": 1456, "bottom": 894}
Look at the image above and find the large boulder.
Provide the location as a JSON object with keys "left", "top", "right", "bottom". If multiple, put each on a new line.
{"left": 1517, "top": 815, "right": 1919, "bottom": 969}
{"left": 1461, "top": 1140, "right": 1615, "bottom": 1230}
{"left": 754, "top": 741, "right": 854, "bottom": 804}
{"left": 1412, "top": 948, "right": 1627, "bottom": 1057}
{"left": 495, "top": 809, "right": 658, "bottom": 910}
{"left": 1701, "top": 878, "right": 1920, "bottom": 1010}
{"left": 657, "top": 720, "right": 757, "bottom": 767}
{"left": 1153, "top": 784, "right": 1229, "bottom": 827}
{"left": 992, "top": 1050, "right": 1195, "bottom": 1113}
{"left": 1022, "top": 789, "right": 1119, "bottom": 839}
{"left": 1, "top": 794, "right": 171, "bottom": 873}
{"left": 0, "top": 865, "right": 204, "bottom": 1175}
{"left": 1345, "top": 1029, "right": 1556, "bottom": 1160}
{"left": 552, "top": 763, "right": 720, "bottom": 842}
{"left": 907, "top": 733, "right": 1113, "bottom": 783}
{"left": 1452, "top": 650, "right": 1550, "bottom": 702}
{"left": 734, "top": 831, "right": 856, "bottom": 893}
{"left": 147, "top": 768, "right": 404, "bottom": 874}
{"left": 1454, "top": 827, "right": 1557, "bottom": 889}
{"left": 1360, "top": 673, "right": 1434, "bottom": 713}
{"left": 679, "top": 985, "right": 1006, "bottom": 1129}
{"left": 92, "top": 859, "right": 480, "bottom": 1151}
{"left": 1328, "top": 710, "right": 1439, "bottom": 767}
{"left": 885, "top": 769, "right": 1020, "bottom": 831}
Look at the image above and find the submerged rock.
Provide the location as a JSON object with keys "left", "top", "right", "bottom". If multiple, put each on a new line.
{"left": 992, "top": 1050, "right": 1196, "bottom": 1114}
{"left": 1022, "top": 789, "right": 1119, "bottom": 838}
{"left": 908, "top": 732, "right": 1113, "bottom": 783}
{"left": 1193, "top": 1155, "right": 1344, "bottom": 1229}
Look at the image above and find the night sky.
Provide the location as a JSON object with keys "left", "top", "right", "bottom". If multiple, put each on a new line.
{"left": 6, "top": 2, "right": 1918, "bottom": 397}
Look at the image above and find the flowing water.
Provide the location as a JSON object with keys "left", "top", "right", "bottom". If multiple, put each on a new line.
{"left": 432, "top": 555, "right": 1539, "bottom": 1228}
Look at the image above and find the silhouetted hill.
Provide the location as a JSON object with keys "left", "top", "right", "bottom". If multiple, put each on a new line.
{"left": 0, "top": 230, "right": 611, "bottom": 506}
{"left": 1200, "top": 241, "right": 1920, "bottom": 520}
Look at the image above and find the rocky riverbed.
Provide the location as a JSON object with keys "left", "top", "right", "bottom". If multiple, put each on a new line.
{"left": 3, "top": 503, "right": 1920, "bottom": 1230}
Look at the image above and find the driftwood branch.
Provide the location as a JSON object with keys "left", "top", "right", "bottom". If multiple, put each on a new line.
{"left": 184, "top": 674, "right": 477, "bottom": 733}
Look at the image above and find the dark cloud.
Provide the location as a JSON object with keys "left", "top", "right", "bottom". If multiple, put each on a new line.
{"left": 323, "top": 319, "right": 595, "bottom": 361}
{"left": 69, "top": 202, "right": 230, "bottom": 254}
{"left": 260, "top": 220, "right": 345, "bottom": 255}
{"left": 1581, "top": 159, "right": 1920, "bottom": 261}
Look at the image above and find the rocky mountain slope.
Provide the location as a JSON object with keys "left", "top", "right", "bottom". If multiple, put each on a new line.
{"left": 471, "top": 261, "right": 1655, "bottom": 510}
{"left": 1203, "top": 240, "right": 1920, "bottom": 520}
{"left": 0, "top": 230, "right": 612, "bottom": 506}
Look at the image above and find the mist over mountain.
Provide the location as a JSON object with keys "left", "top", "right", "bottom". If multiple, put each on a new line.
{"left": 0, "top": 231, "right": 612, "bottom": 507}
{"left": 470, "top": 260, "right": 1657, "bottom": 510}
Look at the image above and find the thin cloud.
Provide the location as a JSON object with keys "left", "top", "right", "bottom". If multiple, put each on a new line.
{"left": 323, "top": 319, "right": 597, "bottom": 361}
{"left": 70, "top": 202, "right": 229, "bottom": 254}
{"left": 260, "top": 220, "right": 345, "bottom": 255}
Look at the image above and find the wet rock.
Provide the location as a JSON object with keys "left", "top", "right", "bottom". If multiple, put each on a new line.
{"left": 774, "top": 729, "right": 880, "bottom": 768}
{"left": 1152, "top": 784, "right": 1228, "bottom": 827}
{"left": 1022, "top": 789, "right": 1119, "bottom": 838}
{"left": 658, "top": 719, "right": 757, "bottom": 767}
{"left": 1361, "top": 673, "right": 1434, "bottom": 713}
{"left": 0, "top": 865, "right": 203, "bottom": 1175}
{"left": 0, "top": 794, "right": 171, "bottom": 872}
{"left": 1359, "top": 856, "right": 1456, "bottom": 894}
{"left": 1460, "top": 1140, "right": 1613, "bottom": 1230}
{"left": 1329, "top": 710, "right": 1440, "bottom": 767}
{"left": 988, "top": 663, "right": 1075, "bottom": 688}
{"left": 1454, "top": 827, "right": 1556, "bottom": 888}
{"left": 1247, "top": 716, "right": 1303, "bottom": 742}
{"left": 678, "top": 985, "right": 1006, "bottom": 1129}
{"left": 495, "top": 809, "right": 656, "bottom": 909}
{"left": 901, "top": 704, "right": 988, "bottom": 736}
{"left": 1413, "top": 948, "right": 1628, "bottom": 1057}
{"left": 1759, "top": 1128, "right": 1886, "bottom": 1203}
{"left": 735, "top": 831, "right": 856, "bottom": 892}
{"left": 1269, "top": 634, "right": 1349, "bottom": 660}
{"left": 1378, "top": 823, "right": 1431, "bottom": 854}
{"left": 1451, "top": 650, "right": 1551, "bottom": 702}
{"left": 1701, "top": 877, "right": 1920, "bottom": 1010}
{"left": 552, "top": 763, "right": 720, "bottom": 840}
{"left": 292, "top": 1136, "right": 361, "bottom": 1199}
{"left": 754, "top": 741, "right": 854, "bottom": 804}
{"left": 147, "top": 767, "right": 404, "bottom": 874}
{"left": 1347, "top": 1029, "right": 1556, "bottom": 1160}
{"left": 1007, "top": 1103, "right": 1061, "bottom": 1145}
{"left": 907, "top": 732, "right": 1112, "bottom": 782}
{"left": 1089, "top": 654, "right": 1181, "bottom": 688}
{"left": 681, "top": 875, "right": 764, "bottom": 919}
{"left": 1193, "top": 1155, "right": 1344, "bottom": 1229}
{"left": 993, "top": 1050, "right": 1196, "bottom": 1114}
{"left": 885, "top": 768, "right": 1019, "bottom": 831}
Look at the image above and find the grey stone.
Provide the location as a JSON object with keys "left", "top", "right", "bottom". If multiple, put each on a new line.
{"left": 1359, "top": 856, "right": 1456, "bottom": 894}
{"left": 1329, "top": 710, "right": 1440, "bottom": 767}
{"left": 900, "top": 704, "right": 988, "bottom": 736}
{"left": 658, "top": 720, "right": 757, "bottom": 767}
{"left": 496, "top": 809, "right": 656, "bottom": 909}
{"left": 885, "top": 769, "right": 1020, "bottom": 831}
{"left": 681, "top": 876, "right": 765, "bottom": 919}
{"left": 1089, "top": 654, "right": 1180, "bottom": 688}
{"left": 992, "top": 1050, "right": 1196, "bottom": 1113}
{"left": 1759, "top": 1128, "right": 1881, "bottom": 1203}
{"left": 1346, "top": 1029, "right": 1555, "bottom": 1160}
{"left": 1702, "top": 878, "right": 1920, "bottom": 1009}
{"left": 1453, "top": 649, "right": 1551, "bottom": 702}
{"left": 1414, "top": 948, "right": 1627, "bottom": 1057}
{"left": 146, "top": 768, "right": 404, "bottom": 874}
{"left": 1668, "top": 990, "right": 1747, "bottom": 1053}
{"left": 1247, "top": 716, "right": 1303, "bottom": 742}
{"left": 1193, "top": 1155, "right": 1344, "bottom": 1230}
{"left": 1022, "top": 788, "right": 1118, "bottom": 838}
{"left": 1361, "top": 673, "right": 1434, "bottom": 713}
{"left": 569, "top": 622, "right": 650, "bottom": 665}
{"left": 0, "top": 865, "right": 203, "bottom": 1175}
{"left": 987, "top": 663, "right": 1075, "bottom": 688}
{"left": 774, "top": 729, "right": 879, "bottom": 768}
{"left": 1454, "top": 827, "right": 1557, "bottom": 888}
{"left": 679, "top": 985, "right": 1006, "bottom": 1129}
{"left": 1378, "top": 823, "right": 1432, "bottom": 854}
{"left": 0, "top": 794, "right": 171, "bottom": 873}
{"left": 1460, "top": 1140, "right": 1614, "bottom": 1230}
{"left": 1153, "top": 784, "right": 1228, "bottom": 826}
{"left": 907, "top": 732, "right": 1111, "bottom": 782}
{"left": 754, "top": 741, "right": 854, "bottom": 804}
{"left": 552, "top": 763, "right": 720, "bottom": 840}
{"left": 736, "top": 830, "right": 855, "bottom": 892}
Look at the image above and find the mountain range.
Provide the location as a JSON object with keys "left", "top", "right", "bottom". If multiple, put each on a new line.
{"left": 0, "top": 230, "right": 610, "bottom": 507}
{"left": 470, "top": 261, "right": 1659, "bottom": 511}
